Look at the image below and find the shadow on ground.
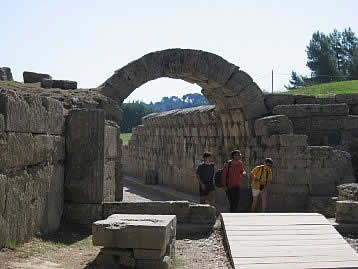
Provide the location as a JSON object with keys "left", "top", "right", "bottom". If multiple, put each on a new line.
{"left": 37, "top": 223, "right": 92, "bottom": 246}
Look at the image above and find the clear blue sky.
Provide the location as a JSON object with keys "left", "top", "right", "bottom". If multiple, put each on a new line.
{"left": 2, "top": 0, "right": 358, "bottom": 102}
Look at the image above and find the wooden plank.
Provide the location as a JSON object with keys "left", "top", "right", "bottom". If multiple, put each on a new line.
{"left": 221, "top": 213, "right": 358, "bottom": 268}
{"left": 225, "top": 239, "right": 348, "bottom": 247}
{"left": 230, "top": 244, "right": 356, "bottom": 253}
{"left": 224, "top": 224, "right": 334, "bottom": 231}
{"left": 235, "top": 261, "right": 358, "bottom": 269}
{"left": 234, "top": 256, "right": 358, "bottom": 265}
{"left": 222, "top": 217, "right": 330, "bottom": 226}
{"left": 230, "top": 248, "right": 357, "bottom": 258}
{"left": 227, "top": 234, "right": 342, "bottom": 241}
{"left": 226, "top": 229, "right": 338, "bottom": 236}
{"left": 222, "top": 213, "right": 322, "bottom": 217}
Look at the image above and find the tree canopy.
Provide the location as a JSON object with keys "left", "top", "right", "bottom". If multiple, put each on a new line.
{"left": 286, "top": 28, "right": 358, "bottom": 89}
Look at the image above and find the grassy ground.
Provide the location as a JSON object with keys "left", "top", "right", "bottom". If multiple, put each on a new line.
{"left": 286, "top": 80, "right": 358, "bottom": 97}
{"left": 120, "top": 133, "right": 132, "bottom": 145}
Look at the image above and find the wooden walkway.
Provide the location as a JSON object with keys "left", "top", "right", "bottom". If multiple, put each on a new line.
{"left": 221, "top": 213, "right": 358, "bottom": 269}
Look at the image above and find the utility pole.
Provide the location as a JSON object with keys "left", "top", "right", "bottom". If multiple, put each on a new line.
{"left": 271, "top": 69, "right": 274, "bottom": 94}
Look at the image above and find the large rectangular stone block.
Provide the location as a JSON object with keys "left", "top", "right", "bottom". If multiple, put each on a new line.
{"left": 0, "top": 114, "right": 4, "bottom": 132}
{"left": 0, "top": 165, "right": 64, "bottom": 244}
{"left": 103, "top": 201, "right": 190, "bottom": 223}
{"left": 65, "top": 109, "right": 109, "bottom": 203}
{"left": 336, "top": 200, "right": 358, "bottom": 223}
{"left": 187, "top": 204, "right": 216, "bottom": 224}
{"left": 254, "top": 115, "right": 293, "bottom": 136}
{"left": 92, "top": 214, "right": 176, "bottom": 250}
{"left": 63, "top": 203, "right": 103, "bottom": 225}
{"left": 103, "top": 161, "right": 115, "bottom": 202}
{"left": 0, "top": 91, "right": 64, "bottom": 134}
{"left": 64, "top": 202, "right": 103, "bottom": 225}
{"left": 0, "top": 133, "right": 64, "bottom": 169}
{"left": 104, "top": 122, "right": 118, "bottom": 159}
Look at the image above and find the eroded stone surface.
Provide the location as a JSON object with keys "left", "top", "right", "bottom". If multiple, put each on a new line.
{"left": 0, "top": 90, "right": 65, "bottom": 134}
{"left": 92, "top": 214, "right": 176, "bottom": 250}
{"left": 338, "top": 183, "right": 358, "bottom": 201}
{"left": 336, "top": 200, "right": 358, "bottom": 223}
{"left": 0, "top": 67, "right": 13, "bottom": 81}
{"left": 23, "top": 71, "right": 52, "bottom": 83}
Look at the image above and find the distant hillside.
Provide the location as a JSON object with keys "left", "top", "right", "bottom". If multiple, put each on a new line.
{"left": 286, "top": 80, "right": 358, "bottom": 96}
{"left": 142, "top": 93, "right": 210, "bottom": 112}
{"left": 121, "top": 93, "right": 210, "bottom": 133}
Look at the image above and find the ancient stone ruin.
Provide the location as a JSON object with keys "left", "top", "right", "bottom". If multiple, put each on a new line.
{"left": 1, "top": 48, "right": 358, "bottom": 251}
{"left": 93, "top": 214, "right": 176, "bottom": 268}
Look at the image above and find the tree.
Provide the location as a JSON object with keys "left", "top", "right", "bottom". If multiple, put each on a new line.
{"left": 120, "top": 102, "right": 154, "bottom": 133}
{"left": 306, "top": 31, "right": 340, "bottom": 83}
{"left": 351, "top": 47, "right": 358, "bottom": 79}
{"left": 285, "top": 71, "right": 309, "bottom": 90}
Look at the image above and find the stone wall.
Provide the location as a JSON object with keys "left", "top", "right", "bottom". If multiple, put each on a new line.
{"left": 63, "top": 108, "right": 122, "bottom": 222}
{"left": 122, "top": 102, "right": 356, "bottom": 212}
{"left": 267, "top": 94, "right": 358, "bottom": 178}
{"left": 0, "top": 89, "right": 65, "bottom": 244}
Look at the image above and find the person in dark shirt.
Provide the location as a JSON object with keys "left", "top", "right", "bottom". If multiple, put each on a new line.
{"left": 196, "top": 152, "right": 216, "bottom": 207}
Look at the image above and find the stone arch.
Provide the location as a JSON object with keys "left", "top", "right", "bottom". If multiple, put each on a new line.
{"left": 99, "top": 49, "right": 268, "bottom": 124}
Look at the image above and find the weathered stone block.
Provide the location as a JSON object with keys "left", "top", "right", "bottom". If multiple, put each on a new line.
{"left": 336, "top": 200, "right": 358, "bottom": 223}
{"left": 336, "top": 94, "right": 358, "bottom": 105}
{"left": 63, "top": 203, "right": 103, "bottom": 225}
{"left": 0, "top": 165, "right": 64, "bottom": 244}
{"left": 294, "top": 95, "right": 316, "bottom": 104}
{"left": 274, "top": 134, "right": 308, "bottom": 147}
{"left": 263, "top": 94, "right": 295, "bottom": 111}
{"left": 96, "top": 251, "right": 135, "bottom": 267}
{"left": 103, "top": 201, "right": 190, "bottom": 223}
{"left": 65, "top": 109, "right": 107, "bottom": 203}
{"left": 133, "top": 248, "right": 167, "bottom": 260}
{"left": 23, "top": 71, "right": 51, "bottom": 83}
{"left": 104, "top": 122, "right": 118, "bottom": 159}
{"left": 0, "top": 114, "right": 5, "bottom": 132}
{"left": 254, "top": 115, "right": 293, "bottom": 136}
{"left": 0, "top": 133, "right": 64, "bottom": 169}
{"left": 308, "top": 196, "right": 337, "bottom": 218}
{"left": 350, "top": 104, "right": 358, "bottom": 115}
{"left": 92, "top": 214, "right": 177, "bottom": 250}
{"left": 0, "top": 67, "right": 13, "bottom": 81}
{"left": 0, "top": 91, "right": 65, "bottom": 134}
{"left": 136, "top": 256, "right": 171, "bottom": 269}
{"left": 188, "top": 204, "right": 216, "bottom": 224}
{"left": 41, "top": 78, "right": 53, "bottom": 88}
{"left": 337, "top": 183, "right": 358, "bottom": 201}
{"left": 115, "top": 161, "right": 123, "bottom": 201}
{"left": 145, "top": 169, "right": 159, "bottom": 185}
{"left": 103, "top": 161, "right": 115, "bottom": 202}
{"left": 308, "top": 168, "right": 337, "bottom": 196}
{"left": 273, "top": 104, "right": 349, "bottom": 118}
{"left": 52, "top": 80, "right": 77, "bottom": 90}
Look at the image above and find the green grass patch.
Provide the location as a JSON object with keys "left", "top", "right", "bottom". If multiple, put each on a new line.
{"left": 0, "top": 81, "right": 18, "bottom": 86}
{"left": 4, "top": 239, "right": 18, "bottom": 250}
{"left": 286, "top": 80, "right": 358, "bottom": 97}
{"left": 172, "top": 257, "right": 185, "bottom": 268}
{"left": 120, "top": 133, "right": 132, "bottom": 145}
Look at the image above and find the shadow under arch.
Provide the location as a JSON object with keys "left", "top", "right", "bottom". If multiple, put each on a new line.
{"left": 99, "top": 48, "right": 268, "bottom": 138}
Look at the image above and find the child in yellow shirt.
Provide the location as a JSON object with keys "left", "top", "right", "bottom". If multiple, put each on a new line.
{"left": 250, "top": 158, "right": 273, "bottom": 212}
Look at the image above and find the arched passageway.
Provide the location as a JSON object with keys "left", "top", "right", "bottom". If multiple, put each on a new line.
{"left": 99, "top": 49, "right": 268, "bottom": 136}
